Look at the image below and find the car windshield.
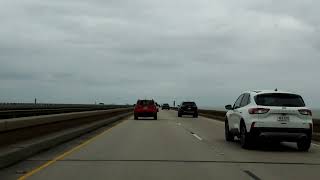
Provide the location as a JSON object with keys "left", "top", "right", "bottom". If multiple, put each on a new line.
{"left": 182, "top": 102, "right": 196, "bottom": 106}
{"left": 255, "top": 93, "right": 305, "bottom": 107}
{"left": 138, "top": 100, "right": 154, "bottom": 106}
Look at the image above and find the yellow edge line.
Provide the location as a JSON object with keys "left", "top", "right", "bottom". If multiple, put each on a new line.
{"left": 18, "top": 119, "right": 128, "bottom": 180}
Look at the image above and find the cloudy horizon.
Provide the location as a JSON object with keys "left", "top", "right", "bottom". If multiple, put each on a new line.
{"left": 1, "top": 0, "right": 320, "bottom": 108}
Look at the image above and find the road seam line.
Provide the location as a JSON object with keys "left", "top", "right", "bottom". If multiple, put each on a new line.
{"left": 243, "top": 170, "right": 261, "bottom": 180}
{"left": 17, "top": 119, "right": 128, "bottom": 180}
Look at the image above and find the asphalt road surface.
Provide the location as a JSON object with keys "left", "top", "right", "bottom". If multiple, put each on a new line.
{"left": 2, "top": 110, "right": 320, "bottom": 180}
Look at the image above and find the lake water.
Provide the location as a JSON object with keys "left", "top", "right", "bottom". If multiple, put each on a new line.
{"left": 312, "top": 109, "right": 320, "bottom": 119}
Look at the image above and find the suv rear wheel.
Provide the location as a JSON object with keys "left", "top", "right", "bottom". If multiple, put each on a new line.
{"left": 225, "top": 119, "right": 234, "bottom": 142}
{"left": 240, "top": 124, "right": 251, "bottom": 149}
{"left": 297, "top": 137, "right": 311, "bottom": 151}
{"left": 193, "top": 113, "right": 198, "bottom": 118}
{"left": 178, "top": 112, "right": 182, "bottom": 117}
{"left": 154, "top": 114, "right": 158, "bottom": 120}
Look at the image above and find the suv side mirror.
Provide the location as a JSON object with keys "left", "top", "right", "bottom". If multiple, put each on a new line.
{"left": 225, "top": 105, "right": 233, "bottom": 110}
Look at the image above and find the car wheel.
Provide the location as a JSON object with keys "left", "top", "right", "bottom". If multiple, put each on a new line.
{"left": 240, "top": 124, "right": 251, "bottom": 149}
{"left": 154, "top": 114, "right": 158, "bottom": 120}
{"left": 134, "top": 115, "right": 138, "bottom": 120}
{"left": 225, "top": 120, "right": 234, "bottom": 142}
{"left": 178, "top": 112, "right": 182, "bottom": 117}
{"left": 297, "top": 137, "right": 311, "bottom": 151}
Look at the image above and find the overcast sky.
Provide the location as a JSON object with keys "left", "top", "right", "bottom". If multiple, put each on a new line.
{"left": 0, "top": 0, "right": 319, "bottom": 108}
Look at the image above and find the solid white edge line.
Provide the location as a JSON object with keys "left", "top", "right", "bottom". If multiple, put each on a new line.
{"left": 192, "top": 134, "right": 203, "bottom": 141}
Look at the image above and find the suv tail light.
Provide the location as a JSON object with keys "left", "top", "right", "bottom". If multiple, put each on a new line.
{"left": 298, "top": 109, "right": 312, "bottom": 116}
{"left": 248, "top": 108, "right": 270, "bottom": 114}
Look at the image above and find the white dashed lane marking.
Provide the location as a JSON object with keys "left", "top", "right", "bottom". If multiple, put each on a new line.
{"left": 191, "top": 133, "right": 203, "bottom": 141}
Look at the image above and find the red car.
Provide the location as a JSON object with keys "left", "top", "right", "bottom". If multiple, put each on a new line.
{"left": 134, "top": 100, "right": 158, "bottom": 120}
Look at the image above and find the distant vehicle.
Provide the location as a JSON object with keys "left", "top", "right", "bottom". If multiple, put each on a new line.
{"left": 162, "top": 103, "right": 170, "bottom": 110}
{"left": 225, "top": 90, "right": 313, "bottom": 151}
{"left": 178, "top": 102, "right": 198, "bottom": 118}
{"left": 134, "top": 100, "right": 158, "bottom": 120}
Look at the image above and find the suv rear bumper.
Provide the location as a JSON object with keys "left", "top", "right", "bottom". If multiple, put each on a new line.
{"left": 250, "top": 127, "right": 312, "bottom": 142}
{"left": 179, "top": 110, "right": 198, "bottom": 115}
{"left": 135, "top": 112, "right": 157, "bottom": 117}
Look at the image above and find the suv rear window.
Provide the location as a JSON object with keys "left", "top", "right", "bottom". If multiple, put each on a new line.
{"left": 254, "top": 93, "right": 305, "bottom": 107}
{"left": 137, "top": 100, "right": 154, "bottom": 106}
{"left": 182, "top": 102, "right": 196, "bottom": 106}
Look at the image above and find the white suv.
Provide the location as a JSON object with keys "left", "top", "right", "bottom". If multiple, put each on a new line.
{"left": 225, "top": 90, "right": 313, "bottom": 151}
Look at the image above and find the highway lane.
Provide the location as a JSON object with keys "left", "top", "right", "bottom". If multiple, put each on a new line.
{"left": 5, "top": 110, "right": 320, "bottom": 180}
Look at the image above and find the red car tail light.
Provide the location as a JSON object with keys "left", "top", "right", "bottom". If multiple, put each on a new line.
{"left": 135, "top": 105, "right": 143, "bottom": 110}
{"left": 248, "top": 108, "right": 270, "bottom": 114}
{"left": 151, "top": 105, "right": 157, "bottom": 111}
{"left": 298, "top": 109, "right": 312, "bottom": 116}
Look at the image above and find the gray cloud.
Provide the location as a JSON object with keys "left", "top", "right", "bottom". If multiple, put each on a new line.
{"left": 0, "top": 0, "right": 319, "bottom": 107}
{"left": 0, "top": 72, "right": 36, "bottom": 80}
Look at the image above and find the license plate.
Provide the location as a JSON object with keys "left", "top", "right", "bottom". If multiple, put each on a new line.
{"left": 143, "top": 107, "right": 148, "bottom": 110}
{"left": 188, "top": 107, "right": 192, "bottom": 110}
{"left": 278, "top": 116, "right": 290, "bottom": 121}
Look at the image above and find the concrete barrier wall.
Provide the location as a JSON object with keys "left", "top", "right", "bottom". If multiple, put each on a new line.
{"left": 0, "top": 111, "right": 132, "bottom": 169}
{"left": 0, "top": 108, "right": 133, "bottom": 149}
{"left": 0, "top": 105, "right": 133, "bottom": 119}
{"left": 0, "top": 121, "right": 5, "bottom": 132}
{"left": 0, "top": 108, "right": 132, "bottom": 133}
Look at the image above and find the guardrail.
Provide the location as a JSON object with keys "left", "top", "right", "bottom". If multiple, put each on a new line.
{"left": 198, "top": 109, "right": 226, "bottom": 121}
{"left": 0, "top": 103, "right": 132, "bottom": 110}
{"left": 0, "top": 104, "right": 133, "bottom": 119}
